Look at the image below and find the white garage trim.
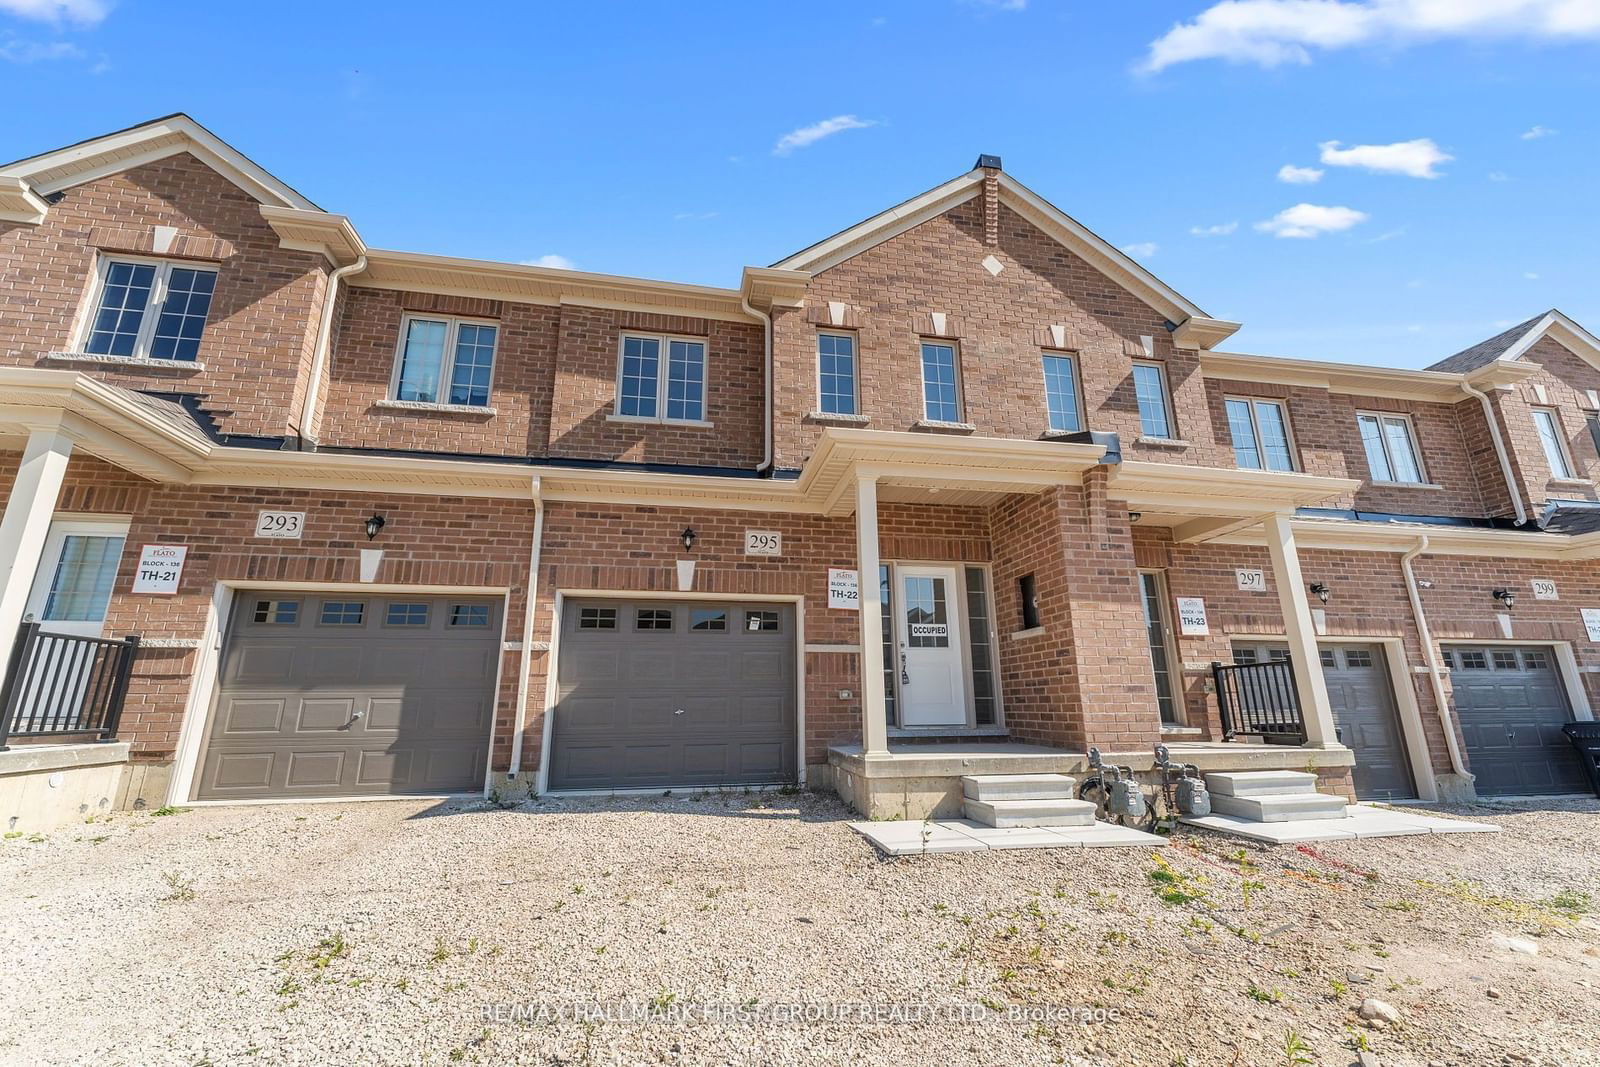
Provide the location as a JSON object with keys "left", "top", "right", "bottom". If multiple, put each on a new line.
{"left": 169, "top": 579, "right": 513, "bottom": 806}
{"left": 535, "top": 588, "right": 807, "bottom": 795}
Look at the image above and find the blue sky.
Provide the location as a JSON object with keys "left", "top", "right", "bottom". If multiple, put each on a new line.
{"left": 2, "top": 0, "right": 1597, "bottom": 368}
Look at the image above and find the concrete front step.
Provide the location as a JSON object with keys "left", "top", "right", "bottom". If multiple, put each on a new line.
{"left": 963, "top": 797, "right": 1097, "bottom": 829}
{"left": 961, "top": 773, "right": 1077, "bottom": 803}
{"left": 1205, "top": 770, "right": 1319, "bottom": 798}
{"left": 1210, "top": 792, "right": 1349, "bottom": 823}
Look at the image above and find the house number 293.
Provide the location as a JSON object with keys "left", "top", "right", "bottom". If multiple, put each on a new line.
{"left": 744, "top": 531, "right": 782, "bottom": 556}
{"left": 254, "top": 511, "right": 305, "bottom": 539}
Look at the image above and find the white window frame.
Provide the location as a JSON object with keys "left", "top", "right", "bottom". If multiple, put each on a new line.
{"left": 1356, "top": 410, "right": 1429, "bottom": 485}
{"left": 1224, "top": 395, "right": 1298, "bottom": 472}
{"left": 387, "top": 313, "right": 500, "bottom": 408}
{"left": 816, "top": 330, "right": 860, "bottom": 416}
{"left": 1530, "top": 406, "right": 1576, "bottom": 480}
{"left": 611, "top": 332, "right": 711, "bottom": 427}
{"left": 918, "top": 339, "right": 964, "bottom": 424}
{"left": 1040, "top": 351, "right": 1084, "bottom": 433}
{"left": 75, "top": 254, "right": 219, "bottom": 362}
{"left": 1131, "top": 360, "right": 1175, "bottom": 440}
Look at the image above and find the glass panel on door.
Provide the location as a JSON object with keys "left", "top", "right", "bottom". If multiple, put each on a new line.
{"left": 40, "top": 535, "right": 124, "bottom": 626}
{"left": 1138, "top": 572, "right": 1178, "bottom": 724}
{"left": 903, "top": 575, "right": 950, "bottom": 648}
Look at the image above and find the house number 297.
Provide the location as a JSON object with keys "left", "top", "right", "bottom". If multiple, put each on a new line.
{"left": 744, "top": 531, "right": 782, "bottom": 556}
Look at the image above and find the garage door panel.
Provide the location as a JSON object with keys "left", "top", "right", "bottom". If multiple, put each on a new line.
{"left": 682, "top": 651, "right": 731, "bottom": 678}
{"left": 682, "top": 743, "right": 730, "bottom": 776}
{"left": 1447, "top": 644, "right": 1588, "bottom": 796}
{"left": 626, "top": 650, "right": 677, "bottom": 682}
{"left": 740, "top": 695, "right": 786, "bottom": 727}
{"left": 195, "top": 593, "right": 500, "bottom": 800}
{"left": 565, "top": 649, "right": 621, "bottom": 682}
{"left": 739, "top": 742, "right": 786, "bottom": 778}
{"left": 739, "top": 651, "right": 787, "bottom": 684}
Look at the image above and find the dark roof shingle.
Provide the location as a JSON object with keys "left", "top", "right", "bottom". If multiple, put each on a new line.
{"left": 1427, "top": 311, "right": 1553, "bottom": 373}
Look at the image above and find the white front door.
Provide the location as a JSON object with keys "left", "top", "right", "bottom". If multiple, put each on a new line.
{"left": 24, "top": 521, "right": 128, "bottom": 637}
{"left": 895, "top": 565, "right": 968, "bottom": 727}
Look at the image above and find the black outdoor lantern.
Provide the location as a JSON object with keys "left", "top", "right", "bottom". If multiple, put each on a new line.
{"left": 680, "top": 526, "right": 697, "bottom": 552}
{"left": 1308, "top": 582, "right": 1330, "bottom": 604}
{"left": 364, "top": 514, "right": 387, "bottom": 541}
{"left": 1494, "top": 588, "right": 1515, "bottom": 611}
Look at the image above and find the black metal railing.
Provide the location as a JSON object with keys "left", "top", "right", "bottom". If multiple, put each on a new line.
{"left": 1211, "top": 657, "right": 1306, "bottom": 743}
{"left": 0, "top": 623, "right": 139, "bottom": 750}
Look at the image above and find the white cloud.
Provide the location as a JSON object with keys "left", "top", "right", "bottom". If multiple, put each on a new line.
{"left": 1120, "top": 241, "right": 1159, "bottom": 259}
{"left": 1524, "top": 271, "right": 1540, "bottom": 280}
{"left": 1189, "top": 221, "right": 1239, "bottom": 236}
{"left": 1138, "top": 0, "right": 1600, "bottom": 74}
{"left": 0, "top": 0, "right": 109, "bottom": 24}
{"left": 1318, "top": 138, "right": 1452, "bottom": 178}
{"left": 673, "top": 211, "right": 719, "bottom": 221}
{"left": 0, "top": 37, "right": 80, "bottom": 60}
{"left": 1254, "top": 203, "right": 1369, "bottom": 238}
{"left": 961, "top": 0, "right": 1026, "bottom": 9}
{"left": 1488, "top": 170, "right": 1510, "bottom": 182}
{"left": 1520, "top": 124, "right": 1557, "bottom": 139}
{"left": 522, "top": 254, "right": 575, "bottom": 270}
{"left": 1277, "top": 163, "right": 1324, "bottom": 184}
{"left": 773, "top": 115, "right": 878, "bottom": 156}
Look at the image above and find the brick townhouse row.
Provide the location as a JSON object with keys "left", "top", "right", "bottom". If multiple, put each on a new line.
{"left": 0, "top": 115, "right": 1596, "bottom": 825}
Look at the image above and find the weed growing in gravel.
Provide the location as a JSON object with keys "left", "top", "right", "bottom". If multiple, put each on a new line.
{"left": 1327, "top": 977, "right": 1348, "bottom": 999}
{"left": 150, "top": 806, "right": 188, "bottom": 817}
{"left": 309, "top": 933, "right": 348, "bottom": 970}
{"left": 430, "top": 937, "right": 450, "bottom": 965}
{"left": 1282, "top": 1029, "right": 1314, "bottom": 1066}
{"left": 1382, "top": 899, "right": 1418, "bottom": 912}
{"left": 1240, "top": 879, "right": 1267, "bottom": 909}
{"left": 159, "top": 871, "right": 196, "bottom": 903}
{"left": 1148, "top": 855, "right": 1209, "bottom": 906}
{"left": 1246, "top": 982, "right": 1284, "bottom": 1005}
{"left": 2, "top": 832, "right": 20, "bottom": 841}
{"left": 1548, "top": 889, "right": 1592, "bottom": 915}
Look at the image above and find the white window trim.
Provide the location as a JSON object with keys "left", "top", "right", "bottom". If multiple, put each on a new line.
{"left": 1138, "top": 569, "right": 1186, "bottom": 727}
{"left": 611, "top": 332, "right": 713, "bottom": 427}
{"left": 1356, "top": 410, "right": 1429, "bottom": 485}
{"left": 1040, "top": 350, "right": 1084, "bottom": 434}
{"left": 1531, "top": 406, "right": 1576, "bottom": 480}
{"left": 388, "top": 313, "right": 500, "bottom": 408}
{"left": 918, "top": 339, "right": 964, "bottom": 424}
{"left": 74, "top": 254, "right": 219, "bottom": 362}
{"left": 1224, "top": 394, "right": 1299, "bottom": 472}
{"left": 816, "top": 329, "right": 860, "bottom": 417}
{"left": 1131, "top": 360, "right": 1175, "bottom": 440}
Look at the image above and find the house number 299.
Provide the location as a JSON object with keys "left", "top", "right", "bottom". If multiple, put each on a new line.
{"left": 744, "top": 531, "right": 782, "bottom": 556}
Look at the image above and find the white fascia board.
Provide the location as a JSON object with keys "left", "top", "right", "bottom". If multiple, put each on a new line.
{"left": 1501, "top": 311, "right": 1600, "bottom": 374}
{"left": 770, "top": 173, "right": 983, "bottom": 273}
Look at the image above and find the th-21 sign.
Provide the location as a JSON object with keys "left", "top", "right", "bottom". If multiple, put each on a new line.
{"left": 131, "top": 545, "right": 187, "bottom": 595}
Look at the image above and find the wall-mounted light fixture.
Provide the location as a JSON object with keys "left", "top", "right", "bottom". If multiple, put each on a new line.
{"left": 1127, "top": 511, "right": 1143, "bottom": 524}
{"left": 364, "top": 514, "right": 387, "bottom": 541}
{"left": 1308, "top": 582, "right": 1330, "bottom": 604}
{"left": 680, "top": 526, "right": 697, "bottom": 552}
{"left": 1493, "top": 588, "right": 1515, "bottom": 611}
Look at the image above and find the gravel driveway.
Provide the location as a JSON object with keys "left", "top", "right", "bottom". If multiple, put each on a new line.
{"left": 1, "top": 791, "right": 1596, "bottom": 1066}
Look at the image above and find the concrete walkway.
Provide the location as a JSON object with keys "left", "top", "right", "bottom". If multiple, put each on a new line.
{"left": 849, "top": 818, "right": 1165, "bottom": 856}
{"left": 1180, "top": 802, "right": 1501, "bottom": 843}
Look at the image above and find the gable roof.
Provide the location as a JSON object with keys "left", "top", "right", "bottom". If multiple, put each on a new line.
{"left": 1428, "top": 309, "right": 1600, "bottom": 375}
{"left": 769, "top": 165, "right": 1239, "bottom": 348}
{"left": 0, "top": 113, "right": 321, "bottom": 212}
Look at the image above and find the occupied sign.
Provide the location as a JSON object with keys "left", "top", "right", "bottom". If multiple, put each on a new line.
{"left": 131, "top": 544, "right": 187, "bottom": 595}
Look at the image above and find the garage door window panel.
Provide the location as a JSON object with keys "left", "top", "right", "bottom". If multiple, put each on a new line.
{"left": 319, "top": 601, "right": 366, "bottom": 626}
{"left": 691, "top": 609, "right": 728, "bottom": 632}
{"left": 636, "top": 608, "right": 674, "bottom": 631}
{"left": 385, "top": 602, "right": 430, "bottom": 627}
{"left": 744, "top": 610, "right": 780, "bottom": 633}
{"left": 253, "top": 600, "right": 299, "bottom": 625}
{"left": 578, "top": 606, "right": 617, "bottom": 631}
{"left": 450, "top": 604, "right": 491, "bottom": 628}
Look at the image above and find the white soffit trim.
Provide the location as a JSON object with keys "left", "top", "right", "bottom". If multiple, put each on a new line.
{"left": 0, "top": 176, "right": 48, "bottom": 224}
{"left": 1498, "top": 310, "right": 1600, "bottom": 373}
{"left": 1200, "top": 350, "right": 1538, "bottom": 404}
{"left": 0, "top": 114, "right": 318, "bottom": 211}
{"left": 1206, "top": 517, "right": 1595, "bottom": 560}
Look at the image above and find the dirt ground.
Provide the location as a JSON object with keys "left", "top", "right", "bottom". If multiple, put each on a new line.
{"left": 0, "top": 791, "right": 1595, "bottom": 1066}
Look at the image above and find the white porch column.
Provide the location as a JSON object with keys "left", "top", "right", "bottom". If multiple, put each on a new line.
{"left": 1262, "top": 511, "right": 1340, "bottom": 747}
{"left": 856, "top": 474, "right": 889, "bottom": 759}
{"left": 0, "top": 428, "right": 74, "bottom": 669}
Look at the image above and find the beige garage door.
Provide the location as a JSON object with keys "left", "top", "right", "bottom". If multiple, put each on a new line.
{"left": 193, "top": 592, "right": 501, "bottom": 800}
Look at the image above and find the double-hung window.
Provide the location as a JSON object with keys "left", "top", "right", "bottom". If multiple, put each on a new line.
{"left": 1226, "top": 397, "right": 1296, "bottom": 471}
{"left": 1357, "top": 412, "right": 1426, "bottom": 484}
{"left": 616, "top": 333, "right": 706, "bottom": 423}
{"left": 919, "top": 341, "right": 962, "bottom": 423}
{"left": 393, "top": 315, "right": 498, "bottom": 407}
{"left": 1041, "top": 353, "right": 1082, "bottom": 433}
{"left": 817, "top": 331, "right": 858, "bottom": 415}
{"left": 1131, "top": 361, "right": 1173, "bottom": 439}
{"left": 1531, "top": 407, "right": 1575, "bottom": 479}
{"left": 82, "top": 257, "right": 218, "bottom": 362}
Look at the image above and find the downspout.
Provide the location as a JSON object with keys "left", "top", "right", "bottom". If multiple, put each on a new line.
{"left": 508, "top": 486, "right": 545, "bottom": 781}
{"left": 295, "top": 254, "right": 368, "bottom": 451}
{"left": 1461, "top": 379, "right": 1529, "bottom": 527}
{"left": 741, "top": 294, "right": 775, "bottom": 475}
{"left": 1400, "top": 536, "right": 1471, "bottom": 779}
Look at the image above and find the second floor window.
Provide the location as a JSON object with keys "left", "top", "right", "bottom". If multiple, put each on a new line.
{"left": 817, "top": 331, "right": 858, "bottom": 415}
{"left": 617, "top": 334, "right": 706, "bottom": 422}
{"left": 920, "top": 341, "right": 961, "bottom": 422}
{"left": 1226, "top": 397, "right": 1295, "bottom": 472}
{"left": 1357, "top": 412, "right": 1426, "bottom": 484}
{"left": 1531, "top": 407, "right": 1575, "bottom": 479}
{"left": 394, "top": 316, "right": 498, "bottom": 407}
{"left": 83, "top": 258, "right": 217, "bottom": 362}
{"left": 1041, "top": 353, "right": 1082, "bottom": 433}
{"left": 1131, "top": 361, "right": 1173, "bottom": 438}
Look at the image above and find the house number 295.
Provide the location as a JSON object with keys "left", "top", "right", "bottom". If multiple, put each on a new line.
{"left": 744, "top": 531, "right": 782, "bottom": 556}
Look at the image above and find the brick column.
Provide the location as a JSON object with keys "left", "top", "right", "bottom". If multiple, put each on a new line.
{"left": 1261, "top": 512, "right": 1341, "bottom": 747}
{"left": 0, "top": 427, "right": 74, "bottom": 669}
{"left": 855, "top": 475, "right": 889, "bottom": 758}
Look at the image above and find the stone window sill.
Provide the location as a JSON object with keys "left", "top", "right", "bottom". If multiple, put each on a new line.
{"left": 1548, "top": 478, "right": 1595, "bottom": 489}
{"left": 1135, "top": 436, "right": 1190, "bottom": 449}
{"left": 1040, "top": 428, "right": 1086, "bottom": 440}
{"left": 913, "top": 419, "right": 976, "bottom": 434}
{"left": 1160, "top": 725, "right": 1204, "bottom": 736}
{"left": 1007, "top": 626, "right": 1046, "bottom": 642}
{"left": 374, "top": 399, "right": 496, "bottom": 416}
{"left": 1370, "top": 480, "right": 1445, "bottom": 490}
{"left": 606, "top": 413, "right": 714, "bottom": 429}
{"left": 805, "top": 411, "right": 870, "bottom": 426}
{"left": 43, "top": 351, "right": 204, "bottom": 372}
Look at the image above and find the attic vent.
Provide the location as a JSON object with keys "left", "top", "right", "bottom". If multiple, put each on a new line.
{"left": 975, "top": 154, "right": 1002, "bottom": 170}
